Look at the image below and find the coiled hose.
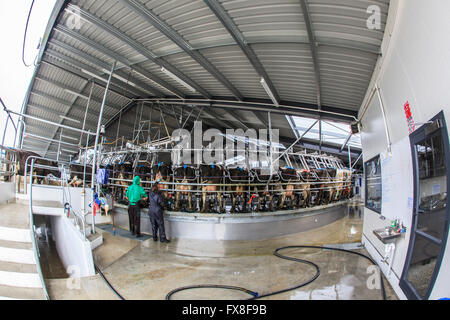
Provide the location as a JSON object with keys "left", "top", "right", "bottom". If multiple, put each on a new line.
{"left": 95, "top": 245, "right": 386, "bottom": 301}
{"left": 166, "top": 245, "right": 386, "bottom": 300}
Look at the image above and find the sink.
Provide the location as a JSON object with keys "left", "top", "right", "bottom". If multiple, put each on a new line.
{"left": 373, "top": 227, "right": 402, "bottom": 244}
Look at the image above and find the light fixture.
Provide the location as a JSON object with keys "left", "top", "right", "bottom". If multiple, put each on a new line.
{"left": 260, "top": 78, "right": 278, "bottom": 106}
{"left": 64, "top": 88, "right": 89, "bottom": 100}
{"left": 161, "top": 67, "right": 196, "bottom": 93}
{"left": 112, "top": 74, "right": 137, "bottom": 87}
{"left": 61, "top": 148, "right": 78, "bottom": 154}
{"left": 59, "top": 115, "right": 81, "bottom": 124}
{"left": 81, "top": 69, "right": 107, "bottom": 82}
{"left": 60, "top": 134, "right": 79, "bottom": 142}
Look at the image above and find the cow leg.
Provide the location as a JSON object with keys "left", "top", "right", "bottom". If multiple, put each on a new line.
{"left": 175, "top": 191, "right": 180, "bottom": 211}
{"left": 200, "top": 190, "right": 207, "bottom": 213}
{"left": 218, "top": 192, "right": 225, "bottom": 213}
{"left": 187, "top": 189, "right": 193, "bottom": 212}
{"left": 230, "top": 192, "right": 236, "bottom": 213}
{"left": 279, "top": 192, "right": 286, "bottom": 210}
{"left": 301, "top": 190, "right": 307, "bottom": 208}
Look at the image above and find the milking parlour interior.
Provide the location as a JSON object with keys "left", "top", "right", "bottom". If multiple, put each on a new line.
{"left": 0, "top": 0, "right": 449, "bottom": 306}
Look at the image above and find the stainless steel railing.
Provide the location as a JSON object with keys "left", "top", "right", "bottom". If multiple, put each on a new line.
{"left": 29, "top": 158, "right": 50, "bottom": 300}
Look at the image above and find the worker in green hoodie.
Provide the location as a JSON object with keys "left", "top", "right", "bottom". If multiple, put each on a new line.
{"left": 125, "top": 176, "right": 148, "bottom": 238}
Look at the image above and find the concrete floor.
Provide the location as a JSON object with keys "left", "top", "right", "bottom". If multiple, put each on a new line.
{"left": 46, "top": 208, "right": 398, "bottom": 300}
{"left": 0, "top": 202, "right": 30, "bottom": 229}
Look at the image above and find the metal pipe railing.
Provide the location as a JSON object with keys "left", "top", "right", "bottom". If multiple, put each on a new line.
{"left": 29, "top": 158, "right": 50, "bottom": 300}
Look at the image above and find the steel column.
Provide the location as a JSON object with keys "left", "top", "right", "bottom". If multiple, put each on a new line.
{"left": 91, "top": 61, "right": 116, "bottom": 234}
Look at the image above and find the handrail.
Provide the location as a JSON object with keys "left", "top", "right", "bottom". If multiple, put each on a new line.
{"left": 24, "top": 155, "right": 70, "bottom": 194}
{"left": 61, "top": 165, "right": 87, "bottom": 240}
{"left": 27, "top": 156, "right": 88, "bottom": 240}
{"left": 0, "top": 145, "right": 17, "bottom": 180}
{"left": 29, "top": 158, "right": 50, "bottom": 300}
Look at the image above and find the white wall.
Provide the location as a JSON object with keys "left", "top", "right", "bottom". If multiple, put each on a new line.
{"left": 0, "top": 182, "right": 14, "bottom": 204}
{"left": 31, "top": 185, "right": 92, "bottom": 211}
{"left": 359, "top": 0, "right": 450, "bottom": 300}
{"left": 50, "top": 214, "right": 95, "bottom": 277}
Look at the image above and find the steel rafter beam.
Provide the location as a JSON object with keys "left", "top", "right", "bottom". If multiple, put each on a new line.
{"left": 29, "top": 89, "right": 117, "bottom": 120}
{"left": 99, "top": 39, "right": 380, "bottom": 76}
{"left": 119, "top": 0, "right": 244, "bottom": 101}
{"left": 204, "top": 0, "right": 280, "bottom": 104}
{"left": 253, "top": 111, "right": 270, "bottom": 128}
{"left": 53, "top": 26, "right": 177, "bottom": 98}
{"left": 65, "top": 4, "right": 211, "bottom": 99}
{"left": 340, "top": 133, "right": 353, "bottom": 152}
{"left": 135, "top": 98, "right": 358, "bottom": 123}
{"left": 299, "top": 0, "right": 322, "bottom": 109}
{"left": 43, "top": 50, "right": 150, "bottom": 98}
{"left": 45, "top": 46, "right": 158, "bottom": 98}
{"left": 42, "top": 78, "right": 91, "bottom": 156}
{"left": 26, "top": 103, "right": 98, "bottom": 131}
{"left": 39, "top": 59, "right": 136, "bottom": 100}
{"left": 222, "top": 109, "right": 250, "bottom": 130}
{"left": 33, "top": 75, "right": 124, "bottom": 114}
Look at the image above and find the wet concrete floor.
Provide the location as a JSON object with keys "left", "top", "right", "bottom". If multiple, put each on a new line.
{"left": 47, "top": 208, "right": 398, "bottom": 300}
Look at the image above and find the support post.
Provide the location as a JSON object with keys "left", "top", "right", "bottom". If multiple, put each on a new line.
{"left": 91, "top": 62, "right": 116, "bottom": 234}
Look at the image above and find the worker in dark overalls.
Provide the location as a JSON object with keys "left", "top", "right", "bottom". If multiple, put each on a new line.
{"left": 125, "top": 176, "right": 148, "bottom": 238}
{"left": 148, "top": 183, "right": 170, "bottom": 243}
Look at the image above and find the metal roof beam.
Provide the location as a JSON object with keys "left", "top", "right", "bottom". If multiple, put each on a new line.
{"left": 222, "top": 109, "right": 250, "bottom": 130}
{"left": 42, "top": 77, "right": 93, "bottom": 156}
{"left": 252, "top": 111, "right": 269, "bottom": 128}
{"left": 45, "top": 47, "right": 161, "bottom": 98}
{"left": 27, "top": 102, "right": 137, "bottom": 134}
{"left": 33, "top": 75, "right": 122, "bottom": 115}
{"left": 27, "top": 103, "right": 98, "bottom": 129}
{"left": 53, "top": 26, "right": 179, "bottom": 98}
{"left": 44, "top": 49, "right": 152, "bottom": 98}
{"left": 119, "top": 0, "right": 244, "bottom": 101}
{"left": 340, "top": 133, "right": 353, "bottom": 152}
{"left": 138, "top": 98, "right": 358, "bottom": 123}
{"left": 204, "top": 0, "right": 280, "bottom": 105}
{"left": 299, "top": 0, "right": 322, "bottom": 109}
{"left": 39, "top": 59, "right": 135, "bottom": 100}
{"left": 65, "top": 5, "right": 211, "bottom": 99}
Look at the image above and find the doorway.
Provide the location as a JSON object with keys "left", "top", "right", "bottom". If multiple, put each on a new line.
{"left": 400, "top": 111, "right": 450, "bottom": 300}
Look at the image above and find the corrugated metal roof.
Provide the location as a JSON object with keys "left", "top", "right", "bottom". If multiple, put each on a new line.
{"left": 21, "top": 0, "right": 389, "bottom": 159}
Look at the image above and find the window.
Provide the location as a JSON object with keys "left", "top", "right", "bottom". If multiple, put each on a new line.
{"left": 287, "top": 116, "right": 362, "bottom": 149}
{"left": 365, "top": 155, "right": 382, "bottom": 213}
{"left": 400, "top": 112, "right": 450, "bottom": 300}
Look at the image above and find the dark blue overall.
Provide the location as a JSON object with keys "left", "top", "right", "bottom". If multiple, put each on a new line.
{"left": 148, "top": 191, "right": 167, "bottom": 241}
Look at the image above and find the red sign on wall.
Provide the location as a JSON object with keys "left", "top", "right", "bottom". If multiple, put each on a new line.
{"left": 404, "top": 101, "right": 416, "bottom": 134}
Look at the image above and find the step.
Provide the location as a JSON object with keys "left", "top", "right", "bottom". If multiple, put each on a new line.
{"left": 32, "top": 206, "right": 64, "bottom": 216}
{"left": 0, "top": 270, "right": 42, "bottom": 288}
{"left": 0, "top": 239, "right": 32, "bottom": 250}
{"left": 88, "top": 232, "right": 103, "bottom": 250}
{"left": 0, "top": 226, "right": 31, "bottom": 243}
{"left": 0, "top": 246, "right": 35, "bottom": 264}
{"left": 0, "top": 284, "right": 45, "bottom": 300}
{"left": 0, "top": 261, "right": 38, "bottom": 274}
{"left": 0, "top": 204, "right": 30, "bottom": 229}
{"left": 32, "top": 200, "right": 64, "bottom": 216}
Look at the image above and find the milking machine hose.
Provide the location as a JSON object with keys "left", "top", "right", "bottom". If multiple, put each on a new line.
{"left": 95, "top": 264, "right": 125, "bottom": 300}
{"left": 95, "top": 245, "right": 386, "bottom": 301}
{"left": 165, "top": 245, "right": 386, "bottom": 300}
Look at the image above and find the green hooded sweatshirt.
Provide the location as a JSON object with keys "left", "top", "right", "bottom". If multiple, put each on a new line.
{"left": 125, "top": 176, "right": 147, "bottom": 205}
